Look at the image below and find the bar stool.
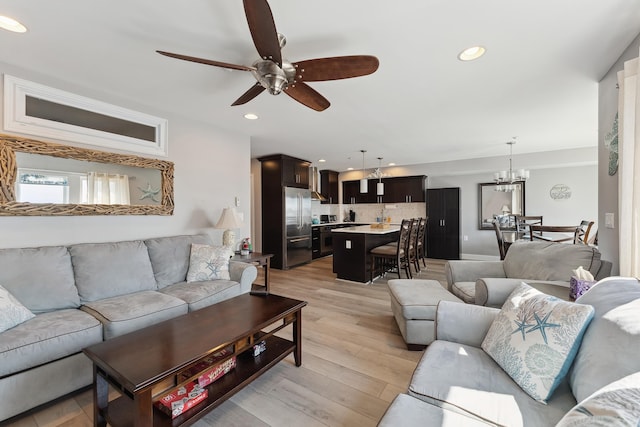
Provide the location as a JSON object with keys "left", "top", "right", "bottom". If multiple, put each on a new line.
{"left": 407, "top": 218, "right": 421, "bottom": 274}
{"left": 415, "top": 217, "right": 427, "bottom": 269}
{"left": 370, "top": 219, "right": 412, "bottom": 282}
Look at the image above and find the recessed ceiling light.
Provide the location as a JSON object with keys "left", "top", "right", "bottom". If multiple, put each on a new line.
{"left": 318, "top": 159, "right": 326, "bottom": 163}
{"left": 243, "top": 113, "right": 258, "bottom": 120}
{"left": 0, "top": 16, "right": 27, "bottom": 33}
{"left": 388, "top": 162, "right": 396, "bottom": 166}
{"left": 347, "top": 167, "right": 354, "bottom": 171}
{"left": 458, "top": 46, "right": 485, "bottom": 61}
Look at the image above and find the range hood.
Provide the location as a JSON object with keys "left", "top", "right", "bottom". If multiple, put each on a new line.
{"left": 309, "top": 167, "right": 326, "bottom": 201}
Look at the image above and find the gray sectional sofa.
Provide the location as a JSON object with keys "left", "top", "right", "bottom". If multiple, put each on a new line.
{"left": 445, "top": 241, "right": 612, "bottom": 306}
{"left": 378, "top": 277, "right": 640, "bottom": 426}
{"left": 0, "top": 234, "right": 257, "bottom": 421}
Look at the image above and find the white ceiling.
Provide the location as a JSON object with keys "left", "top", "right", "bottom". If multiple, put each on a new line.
{"left": 1, "top": 1, "right": 639, "bottom": 172}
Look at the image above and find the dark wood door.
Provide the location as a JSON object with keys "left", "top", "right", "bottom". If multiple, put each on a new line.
{"left": 426, "top": 188, "right": 460, "bottom": 259}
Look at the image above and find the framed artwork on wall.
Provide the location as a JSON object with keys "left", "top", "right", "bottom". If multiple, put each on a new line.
{"left": 478, "top": 181, "right": 525, "bottom": 230}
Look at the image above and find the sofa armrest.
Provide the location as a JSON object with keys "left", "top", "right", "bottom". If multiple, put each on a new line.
{"left": 595, "top": 260, "right": 612, "bottom": 280}
{"left": 475, "top": 278, "right": 525, "bottom": 307}
{"left": 229, "top": 261, "right": 258, "bottom": 293}
{"left": 445, "top": 260, "right": 506, "bottom": 292}
{"left": 435, "top": 300, "right": 500, "bottom": 347}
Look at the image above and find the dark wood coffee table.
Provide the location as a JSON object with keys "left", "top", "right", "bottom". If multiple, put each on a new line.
{"left": 83, "top": 293, "right": 307, "bottom": 427}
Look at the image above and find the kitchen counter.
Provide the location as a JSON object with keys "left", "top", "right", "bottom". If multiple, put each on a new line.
{"left": 332, "top": 225, "right": 400, "bottom": 283}
{"left": 331, "top": 224, "right": 400, "bottom": 234}
{"left": 311, "top": 222, "right": 363, "bottom": 227}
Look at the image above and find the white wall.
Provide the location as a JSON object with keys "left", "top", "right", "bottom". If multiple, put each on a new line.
{"left": 0, "top": 62, "right": 252, "bottom": 249}
{"left": 598, "top": 33, "right": 640, "bottom": 275}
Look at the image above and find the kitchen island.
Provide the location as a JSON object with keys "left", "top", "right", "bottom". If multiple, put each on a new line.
{"left": 332, "top": 224, "right": 400, "bottom": 283}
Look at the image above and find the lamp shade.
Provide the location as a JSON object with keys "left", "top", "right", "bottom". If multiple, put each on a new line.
{"left": 215, "top": 207, "right": 242, "bottom": 229}
{"left": 377, "top": 182, "right": 384, "bottom": 196}
{"left": 500, "top": 205, "right": 511, "bottom": 214}
{"left": 360, "top": 178, "right": 368, "bottom": 193}
{"left": 215, "top": 207, "right": 242, "bottom": 247}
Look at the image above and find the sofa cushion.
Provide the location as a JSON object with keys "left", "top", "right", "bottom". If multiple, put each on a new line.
{"left": 145, "top": 234, "right": 213, "bottom": 289}
{"left": 160, "top": 280, "right": 241, "bottom": 312}
{"left": 481, "top": 283, "right": 594, "bottom": 402}
{"left": 569, "top": 277, "right": 640, "bottom": 403}
{"left": 0, "top": 246, "right": 80, "bottom": 313}
{"left": 186, "top": 244, "right": 234, "bottom": 282}
{"left": 503, "top": 241, "right": 601, "bottom": 282}
{"left": 0, "top": 309, "right": 102, "bottom": 376}
{"left": 69, "top": 240, "right": 157, "bottom": 302}
{"left": 80, "top": 290, "right": 188, "bottom": 339}
{"left": 557, "top": 371, "right": 640, "bottom": 427}
{"left": 0, "top": 285, "right": 35, "bottom": 333}
{"left": 408, "top": 340, "right": 576, "bottom": 426}
{"left": 378, "top": 393, "right": 493, "bottom": 427}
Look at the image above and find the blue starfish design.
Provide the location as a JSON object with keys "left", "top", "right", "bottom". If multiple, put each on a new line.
{"left": 138, "top": 183, "right": 160, "bottom": 202}
{"left": 526, "top": 311, "right": 560, "bottom": 344}
{"left": 512, "top": 319, "right": 534, "bottom": 340}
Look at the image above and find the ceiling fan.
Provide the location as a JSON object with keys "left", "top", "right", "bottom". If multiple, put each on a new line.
{"left": 157, "top": 0, "right": 379, "bottom": 111}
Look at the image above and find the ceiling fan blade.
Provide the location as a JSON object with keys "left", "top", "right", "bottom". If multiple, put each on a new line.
{"left": 284, "top": 82, "right": 330, "bottom": 111}
{"left": 156, "top": 50, "right": 255, "bottom": 72}
{"left": 293, "top": 56, "right": 379, "bottom": 82}
{"left": 231, "top": 83, "right": 266, "bottom": 106}
{"left": 243, "top": 0, "right": 282, "bottom": 66}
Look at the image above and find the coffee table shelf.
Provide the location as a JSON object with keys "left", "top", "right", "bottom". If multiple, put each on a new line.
{"left": 104, "top": 335, "right": 294, "bottom": 427}
{"left": 84, "top": 294, "right": 306, "bottom": 427}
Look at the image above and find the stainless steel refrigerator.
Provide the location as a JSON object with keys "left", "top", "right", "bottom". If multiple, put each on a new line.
{"left": 284, "top": 187, "right": 312, "bottom": 268}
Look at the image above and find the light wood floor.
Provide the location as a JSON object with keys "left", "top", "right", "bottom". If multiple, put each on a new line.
{"left": 4, "top": 257, "right": 448, "bottom": 427}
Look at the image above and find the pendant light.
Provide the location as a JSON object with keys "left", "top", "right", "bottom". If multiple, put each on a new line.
{"left": 376, "top": 157, "right": 384, "bottom": 196}
{"left": 493, "top": 137, "right": 529, "bottom": 192}
{"left": 360, "top": 150, "right": 368, "bottom": 193}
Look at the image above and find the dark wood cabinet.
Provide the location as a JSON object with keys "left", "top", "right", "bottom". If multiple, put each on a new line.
{"left": 312, "top": 227, "right": 321, "bottom": 259}
{"left": 426, "top": 188, "right": 460, "bottom": 260}
{"left": 320, "top": 170, "right": 339, "bottom": 204}
{"left": 388, "top": 176, "right": 426, "bottom": 203}
{"left": 258, "top": 154, "right": 313, "bottom": 269}
{"left": 259, "top": 154, "right": 311, "bottom": 189}
{"left": 342, "top": 180, "right": 373, "bottom": 204}
{"left": 342, "top": 175, "right": 426, "bottom": 204}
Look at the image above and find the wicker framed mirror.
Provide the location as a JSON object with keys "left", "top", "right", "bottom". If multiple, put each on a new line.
{"left": 0, "top": 134, "right": 174, "bottom": 216}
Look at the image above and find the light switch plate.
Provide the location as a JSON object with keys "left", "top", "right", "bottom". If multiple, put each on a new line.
{"left": 605, "top": 213, "right": 615, "bottom": 228}
{"left": 346, "top": 240, "right": 351, "bottom": 249}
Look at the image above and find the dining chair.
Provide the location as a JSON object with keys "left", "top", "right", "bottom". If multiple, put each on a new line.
{"left": 515, "top": 215, "right": 543, "bottom": 239}
{"left": 575, "top": 220, "right": 595, "bottom": 245}
{"left": 492, "top": 220, "right": 507, "bottom": 260}
{"left": 370, "top": 219, "right": 412, "bottom": 282}
{"left": 529, "top": 225, "right": 580, "bottom": 243}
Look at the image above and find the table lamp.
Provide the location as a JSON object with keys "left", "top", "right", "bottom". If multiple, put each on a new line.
{"left": 215, "top": 207, "right": 242, "bottom": 247}
{"left": 500, "top": 205, "right": 511, "bottom": 214}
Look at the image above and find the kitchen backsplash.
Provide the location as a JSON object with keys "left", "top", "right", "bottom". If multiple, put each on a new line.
{"left": 311, "top": 201, "right": 426, "bottom": 223}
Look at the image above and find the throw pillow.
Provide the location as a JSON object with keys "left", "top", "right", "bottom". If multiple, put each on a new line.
{"left": 186, "top": 244, "right": 233, "bottom": 282}
{"left": 556, "top": 371, "right": 640, "bottom": 427}
{"left": 0, "top": 284, "right": 35, "bottom": 333}
{"left": 481, "top": 282, "right": 594, "bottom": 402}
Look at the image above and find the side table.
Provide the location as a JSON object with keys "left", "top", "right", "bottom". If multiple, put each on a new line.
{"left": 231, "top": 252, "right": 274, "bottom": 295}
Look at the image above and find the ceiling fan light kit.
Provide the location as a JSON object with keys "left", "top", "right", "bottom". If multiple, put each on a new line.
{"left": 157, "top": 0, "right": 379, "bottom": 111}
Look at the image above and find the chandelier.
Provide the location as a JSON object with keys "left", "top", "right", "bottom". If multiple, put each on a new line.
{"left": 494, "top": 138, "right": 529, "bottom": 192}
